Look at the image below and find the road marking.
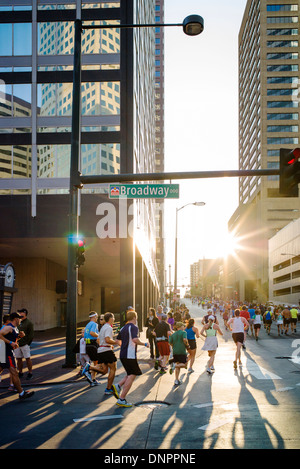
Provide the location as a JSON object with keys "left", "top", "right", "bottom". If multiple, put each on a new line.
{"left": 73, "top": 415, "right": 124, "bottom": 423}
{"left": 245, "top": 359, "right": 282, "bottom": 380}
{"left": 276, "top": 386, "right": 296, "bottom": 392}
{"left": 198, "top": 417, "right": 234, "bottom": 431}
{"left": 194, "top": 401, "right": 227, "bottom": 409}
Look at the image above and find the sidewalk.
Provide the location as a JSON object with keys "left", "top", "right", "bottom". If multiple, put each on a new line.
{"left": 0, "top": 325, "right": 150, "bottom": 388}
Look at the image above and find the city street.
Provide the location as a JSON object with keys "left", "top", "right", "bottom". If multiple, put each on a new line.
{"left": 1, "top": 299, "right": 300, "bottom": 451}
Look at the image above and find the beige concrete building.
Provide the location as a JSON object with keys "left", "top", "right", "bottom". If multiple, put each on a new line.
{"left": 269, "top": 217, "right": 300, "bottom": 305}
{"left": 228, "top": 0, "right": 300, "bottom": 303}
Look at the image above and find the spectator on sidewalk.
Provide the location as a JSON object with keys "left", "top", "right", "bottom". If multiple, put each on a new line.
{"left": 15, "top": 308, "right": 34, "bottom": 380}
{"left": 0, "top": 312, "right": 34, "bottom": 401}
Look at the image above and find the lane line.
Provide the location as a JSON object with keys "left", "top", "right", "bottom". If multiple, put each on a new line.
{"left": 73, "top": 415, "right": 124, "bottom": 423}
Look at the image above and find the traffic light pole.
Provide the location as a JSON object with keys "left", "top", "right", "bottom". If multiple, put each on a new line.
{"left": 79, "top": 168, "right": 280, "bottom": 185}
{"left": 64, "top": 19, "right": 82, "bottom": 368}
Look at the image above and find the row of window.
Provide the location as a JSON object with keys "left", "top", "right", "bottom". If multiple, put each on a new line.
{"left": 267, "top": 112, "right": 298, "bottom": 120}
{"left": 0, "top": 22, "right": 120, "bottom": 57}
{"left": 267, "top": 40, "right": 298, "bottom": 47}
{"left": 267, "top": 16, "right": 298, "bottom": 23}
{"left": 267, "top": 4, "right": 298, "bottom": 12}
{"left": 267, "top": 28, "right": 298, "bottom": 35}
{"left": 267, "top": 125, "right": 298, "bottom": 132}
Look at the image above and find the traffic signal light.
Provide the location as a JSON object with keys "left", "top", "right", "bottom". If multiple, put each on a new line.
{"left": 279, "top": 148, "right": 300, "bottom": 197}
{"left": 76, "top": 238, "right": 86, "bottom": 267}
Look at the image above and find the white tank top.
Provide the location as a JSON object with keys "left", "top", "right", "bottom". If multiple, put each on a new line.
{"left": 231, "top": 317, "right": 245, "bottom": 333}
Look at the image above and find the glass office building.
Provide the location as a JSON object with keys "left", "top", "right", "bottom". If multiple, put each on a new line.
{"left": 0, "top": 0, "right": 161, "bottom": 329}
{"left": 227, "top": 0, "right": 300, "bottom": 302}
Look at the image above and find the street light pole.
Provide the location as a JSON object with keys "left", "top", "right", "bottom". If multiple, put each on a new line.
{"left": 174, "top": 202, "right": 205, "bottom": 300}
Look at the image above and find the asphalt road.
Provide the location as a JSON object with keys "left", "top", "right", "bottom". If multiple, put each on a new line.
{"left": 1, "top": 299, "right": 300, "bottom": 452}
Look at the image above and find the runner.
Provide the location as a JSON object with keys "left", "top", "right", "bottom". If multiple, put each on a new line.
{"left": 81, "top": 312, "right": 119, "bottom": 394}
{"left": 227, "top": 309, "right": 249, "bottom": 369}
{"left": 200, "top": 315, "right": 223, "bottom": 374}
{"left": 248, "top": 304, "right": 256, "bottom": 336}
{"left": 290, "top": 306, "right": 298, "bottom": 333}
{"left": 275, "top": 308, "right": 284, "bottom": 336}
{"left": 263, "top": 308, "right": 273, "bottom": 335}
{"left": 240, "top": 305, "right": 250, "bottom": 348}
{"left": 153, "top": 313, "right": 172, "bottom": 374}
{"left": 0, "top": 312, "right": 34, "bottom": 401}
{"left": 282, "top": 306, "right": 291, "bottom": 335}
{"left": 168, "top": 322, "right": 189, "bottom": 386}
{"left": 185, "top": 318, "right": 200, "bottom": 373}
{"left": 253, "top": 308, "right": 263, "bottom": 341}
{"left": 113, "top": 311, "right": 149, "bottom": 407}
{"left": 222, "top": 308, "right": 229, "bottom": 330}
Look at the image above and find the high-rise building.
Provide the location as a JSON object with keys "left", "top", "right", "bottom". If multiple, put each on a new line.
{"left": 228, "top": 0, "right": 300, "bottom": 302}
{"left": 154, "top": 0, "right": 165, "bottom": 302}
{"left": 0, "top": 1, "right": 162, "bottom": 329}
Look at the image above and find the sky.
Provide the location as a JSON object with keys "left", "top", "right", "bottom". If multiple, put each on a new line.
{"left": 163, "top": 0, "right": 248, "bottom": 290}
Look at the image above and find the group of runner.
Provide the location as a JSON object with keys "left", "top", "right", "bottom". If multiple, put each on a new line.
{"left": 75, "top": 299, "right": 300, "bottom": 406}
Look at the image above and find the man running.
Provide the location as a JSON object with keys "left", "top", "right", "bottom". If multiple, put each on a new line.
{"left": 290, "top": 306, "right": 298, "bottom": 333}
{"left": 0, "top": 312, "right": 34, "bottom": 401}
{"left": 81, "top": 312, "right": 119, "bottom": 395}
{"left": 113, "top": 311, "right": 149, "bottom": 407}
{"left": 227, "top": 309, "right": 249, "bottom": 369}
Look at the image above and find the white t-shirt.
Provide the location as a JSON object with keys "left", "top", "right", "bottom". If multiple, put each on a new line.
{"left": 228, "top": 316, "right": 246, "bottom": 333}
{"left": 97, "top": 323, "right": 114, "bottom": 353}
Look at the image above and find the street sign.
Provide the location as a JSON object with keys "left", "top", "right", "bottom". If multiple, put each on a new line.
{"left": 109, "top": 183, "right": 179, "bottom": 199}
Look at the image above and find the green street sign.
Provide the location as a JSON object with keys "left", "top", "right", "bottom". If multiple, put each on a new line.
{"left": 109, "top": 183, "right": 179, "bottom": 199}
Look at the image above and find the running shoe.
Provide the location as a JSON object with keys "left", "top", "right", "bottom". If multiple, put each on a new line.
{"left": 169, "top": 362, "right": 175, "bottom": 375}
{"left": 233, "top": 360, "right": 237, "bottom": 369}
{"left": 174, "top": 380, "right": 180, "bottom": 386}
{"left": 90, "top": 380, "right": 99, "bottom": 387}
{"left": 19, "top": 390, "right": 34, "bottom": 400}
{"left": 112, "top": 383, "right": 121, "bottom": 399}
{"left": 154, "top": 360, "right": 159, "bottom": 370}
{"left": 159, "top": 368, "right": 167, "bottom": 375}
{"left": 116, "top": 398, "right": 133, "bottom": 408}
{"left": 187, "top": 368, "right": 194, "bottom": 374}
{"left": 104, "top": 388, "right": 114, "bottom": 395}
{"left": 206, "top": 367, "right": 213, "bottom": 374}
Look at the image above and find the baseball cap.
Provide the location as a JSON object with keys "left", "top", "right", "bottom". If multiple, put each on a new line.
{"left": 208, "top": 315, "right": 215, "bottom": 320}
{"left": 17, "top": 308, "right": 28, "bottom": 315}
{"left": 127, "top": 306, "right": 134, "bottom": 310}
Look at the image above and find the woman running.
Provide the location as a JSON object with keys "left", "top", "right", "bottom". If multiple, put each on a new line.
{"left": 227, "top": 309, "right": 249, "bottom": 369}
{"left": 253, "top": 308, "right": 263, "bottom": 341}
{"left": 275, "top": 308, "right": 284, "bottom": 336}
{"left": 185, "top": 318, "right": 200, "bottom": 373}
{"left": 200, "top": 315, "right": 223, "bottom": 374}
